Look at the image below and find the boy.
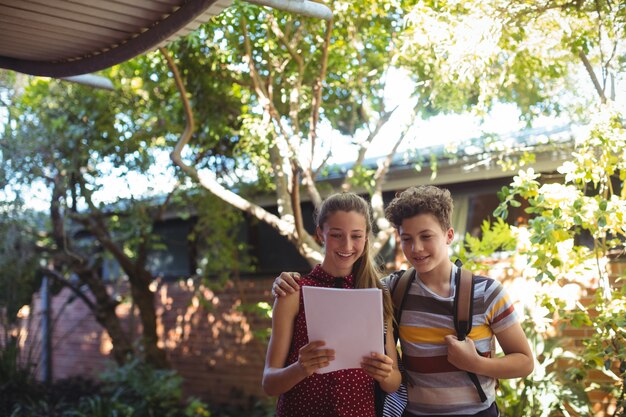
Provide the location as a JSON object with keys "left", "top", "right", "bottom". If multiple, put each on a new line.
{"left": 273, "top": 185, "right": 534, "bottom": 416}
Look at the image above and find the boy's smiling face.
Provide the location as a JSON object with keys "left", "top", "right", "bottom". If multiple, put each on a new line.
{"left": 399, "top": 213, "right": 454, "bottom": 276}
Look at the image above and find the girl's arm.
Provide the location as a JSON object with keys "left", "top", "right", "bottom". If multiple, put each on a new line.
{"left": 262, "top": 291, "right": 335, "bottom": 396}
{"left": 361, "top": 318, "right": 402, "bottom": 393}
{"left": 445, "top": 322, "right": 534, "bottom": 379}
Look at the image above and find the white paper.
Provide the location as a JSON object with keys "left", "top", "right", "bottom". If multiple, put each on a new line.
{"left": 302, "top": 286, "right": 384, "bottom": 373}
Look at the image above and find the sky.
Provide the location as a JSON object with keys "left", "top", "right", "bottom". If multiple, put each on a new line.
{"left": 316, "top": 67, "right": 575, "bottom": 166}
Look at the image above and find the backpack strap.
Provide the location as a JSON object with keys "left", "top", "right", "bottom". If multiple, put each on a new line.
{"left": 388, "top": 268, "right": 416, "bottom": 387}
{"left": 390, "top": 268, "right": 415, "bottom": 324}
{"left": 453, "top": 259, "right": 488, "bottom": 403}
{"left": 453, "top": 264, "right": 474, "bottom": 340}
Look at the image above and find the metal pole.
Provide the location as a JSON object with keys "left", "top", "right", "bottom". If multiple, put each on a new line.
{"left": 40, "top": 275, "right": 52, "bottom": 385}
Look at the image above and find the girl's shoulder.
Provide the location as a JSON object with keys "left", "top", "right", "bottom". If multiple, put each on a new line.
{"left": 298, "top": 274, "right": 319, "bottom": 287}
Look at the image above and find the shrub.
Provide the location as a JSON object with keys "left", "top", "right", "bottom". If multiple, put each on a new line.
{"left": 2, "top": 353, "right": 212, "bottom": 417}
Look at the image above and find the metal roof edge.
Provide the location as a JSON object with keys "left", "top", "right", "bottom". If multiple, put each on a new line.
{"left": 0, "top": 0, "right": 230, "bottom": 78}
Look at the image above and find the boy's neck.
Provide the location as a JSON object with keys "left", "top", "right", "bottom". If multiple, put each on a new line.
{"left": 417, "top": 260, "right": 453, "bottom": 297}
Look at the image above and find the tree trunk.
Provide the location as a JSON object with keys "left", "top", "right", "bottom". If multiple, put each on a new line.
{"left": 74, "top": 268, "right": 134, "bottom": 365}
{"left": 128, "top": 270, "right": 169, "bottom": 368}
{"left": 49, "top": 177, "right": 135, "bottom": 365}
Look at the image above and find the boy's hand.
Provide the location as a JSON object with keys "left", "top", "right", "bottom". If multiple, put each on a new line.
{"left": 444, "top": 335, "right": 480, "bottom": 372}
{"left": 298, "top": 341, "right": 335, "bottom": 377}
{"left": 272, "top": 272, "right": 301, "bottom": 297}
{"left": 361, "top": 352, "right": 394, "bottom": 382}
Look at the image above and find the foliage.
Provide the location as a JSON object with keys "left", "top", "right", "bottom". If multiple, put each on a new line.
{"left": 157, "top": 0, "right": 626, "bottom": 270}
{"left": 4, "top": 356, "right": 212, "bottom": 417}
{"left": 208, "top": 397, "right": 275, "bottom": 417}
{"left": 0, "top": 56, "right": 254, "bottom": 366}
{"left": 0, "top": 200, "right": 42, "bottom": 329}
{"left": 486, "top": 106, "right": 626, "bottom": 415}
{"left": 164, "top": 0, "right": 475, "bottom": 265}
{"left": 236, "top": 300, "right": 272, "bottom": 342}
{"left": 187, "top": 189, "right": 255, "bottom": 286}
{"left": 98, "top": 359, "right": 188, "bottom": 417}
{"left": 497, "top": 312, "right": 592, "bottom": 417}
{"left": 1, "top": 13, "right": 257, "bottom": 375}
{"left": 4, "top": 372, "right": 104, "bottom": 417}
{"left": 0, "top": 72, "right": 176, "bottom": 365}
{"left": 0, "top": 337, "right": 39, "bottom": 416}
{"left": 400, "top": 0, "right": 624, "bottom": 121}
{"left": 437, "top": 3, "right": 626, "bottom": 411}
{"left": 456, "top": 217, "right": 517, "bottom": 269}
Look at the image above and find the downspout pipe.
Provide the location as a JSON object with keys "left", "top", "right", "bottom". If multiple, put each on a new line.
{"left": 246, "top": 0, "right": 332, "bottom": 20}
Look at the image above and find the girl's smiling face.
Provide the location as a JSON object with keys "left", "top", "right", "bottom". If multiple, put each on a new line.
{"left": 317, "top": 210, "right": 367, "bottom": 277}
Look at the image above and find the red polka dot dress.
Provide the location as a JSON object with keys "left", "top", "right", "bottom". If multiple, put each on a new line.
{"left": 275, "top": 264, "right": 376, "bottom": 417}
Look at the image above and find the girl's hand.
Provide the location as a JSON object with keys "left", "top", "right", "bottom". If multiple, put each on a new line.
{"left": 298, "top": 341, "right": 335, "bottom": 376}
{"left": 272, "top": 272, "right": 301, "bottom": 297}
{"left": 361, "top": 352, "right": 395, "bottom": 382}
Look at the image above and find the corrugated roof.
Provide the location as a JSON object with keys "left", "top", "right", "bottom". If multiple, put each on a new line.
{"left": 0, "top": 0, "right": 233, "bottom": 77}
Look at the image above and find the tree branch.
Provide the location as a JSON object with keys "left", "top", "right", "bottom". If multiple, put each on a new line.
{"left": 267, "top": 14, "right": 306, "bottom": 137}
{"left": 578, "top": 49, "right": 607, "bottom": 103}
{"left": 39, "top": 267, "right": 96, "bottom": 311}
{"left": 309, "top": 18, "right": 333, "bottom": 171}
{"left": 291, "top": 162, "right": 305, "bottom": 240}
{"left": 240, "top": 17, "right": 297, "bottom": 158}
{"left": 161, "top": 47, "right": 298, "bottom": 242}
{"left": 369, "top": 106, "right": 419, "bottom": 258}
{"left": 341, "top": 105, "right": 399, "bottom": 192}
{"left": 373, "top": 106, "right": 419, "bottom": 186}
{"left": 269, "top": 140, "right": 295, "bottom": 222}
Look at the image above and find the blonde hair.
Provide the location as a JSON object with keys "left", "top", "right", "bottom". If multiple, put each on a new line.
{"left": 315, "top": 192, "right": 394, "bottom": 323}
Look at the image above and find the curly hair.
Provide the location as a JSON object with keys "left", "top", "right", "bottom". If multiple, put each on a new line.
{"left": 384, "top": 185, "right": 454, "bottom": 231}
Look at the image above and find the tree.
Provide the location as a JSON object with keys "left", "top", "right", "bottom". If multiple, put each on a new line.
{"left": 1, "top": 72, "right": 167, "bottom": 367}
{"left": 0, "top": 48, "right": 256, "bottom": 368}
{"left": 160, "top": 0, "right": 437, "bottom": 266}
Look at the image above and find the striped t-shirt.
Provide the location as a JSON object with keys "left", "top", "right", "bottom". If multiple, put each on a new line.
{"left": 383, "top": 262, "right": 518, "bottom": 415}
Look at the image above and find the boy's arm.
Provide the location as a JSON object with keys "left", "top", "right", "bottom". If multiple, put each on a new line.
{"left": 272, "top": 272, "right": 302, "bottom": 297}
{"left": 490, "top": 322, "right": 534, "bottom": 378}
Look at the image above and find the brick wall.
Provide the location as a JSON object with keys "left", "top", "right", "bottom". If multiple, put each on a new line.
{"left": 568, "top": 258, "right": 624, "bottom": 417}
{"left": 21, "top": 277, "right": 276, "bottom": 409}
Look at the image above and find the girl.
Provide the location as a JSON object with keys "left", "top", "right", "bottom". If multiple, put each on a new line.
{"left": 262, "top": 192, "right": 401, "bottom": 416}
